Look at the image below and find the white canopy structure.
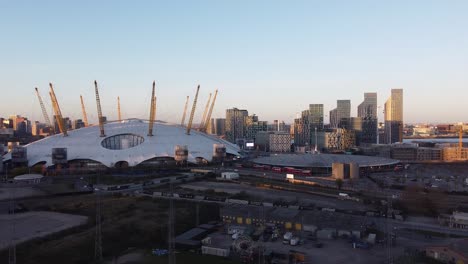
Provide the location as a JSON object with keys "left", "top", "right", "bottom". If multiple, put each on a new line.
{"left": 3, "top": 119, "right": 240, "bottom": 168}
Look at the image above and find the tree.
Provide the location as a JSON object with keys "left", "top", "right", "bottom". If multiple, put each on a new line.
{"left": 335, "top": 178, "right": 343, "bottom": 190}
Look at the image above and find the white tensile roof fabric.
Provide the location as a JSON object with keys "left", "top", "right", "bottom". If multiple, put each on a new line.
{"left": 3, "top": 119, "right": 240, "bottom": 167}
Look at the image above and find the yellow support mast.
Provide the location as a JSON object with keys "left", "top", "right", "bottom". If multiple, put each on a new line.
{"left": 35, "top": 87, "right": 54, "bottom": 133}
{"left": 117, "top": 96, "right": 122, "bottom": 122}
{"left": 186, "top": 85, "right": 200, "bottom": 135}
{"left": 199, "top": 93, "right": 212, "bottom": 130}
{"left": 148, "top": 81, "right": 156, "bottom": 136}
{"left": 49, "top": 83, "right": 68, "bottom": 136}
{"left": 181, "top": 96, "right": 189, "bottom": 126}
{"left": 203, "top": 89, "right": 218, "bottom": 133}
{"left": 94, "top": 80, "right": 106, "bottom": 137}
{"left": 80, "top": 95, "right": 89, "bottom": 127}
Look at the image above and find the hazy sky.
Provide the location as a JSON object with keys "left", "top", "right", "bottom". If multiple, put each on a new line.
{"left": 1, "top": 1, "right": 467, "bottom": 124}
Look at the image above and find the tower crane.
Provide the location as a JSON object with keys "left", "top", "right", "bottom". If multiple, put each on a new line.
{"left": 49, "top": 83, "right": 67, "bottom": 136}
{"left": 117, "top": 96, "right": 122, "bottom": 122}
{"left": 186, "top": 85, "right": 200, "bottom": 135}
{"left": 199, "top": 93, "right": 212, "bottom": 130}
{"left": 203, "top": 89, "right": 218, "bottom": 133}
{"left": 80, "top": 95, "right": 89, "bottom": 127}
{"left": 148, "top": 81, "right": 156, "bottom": 136}
{"left": 181, "top": 96, "right": 189, "bottom": 126}
{"left": 34, "top": 87, "right": 54, "bottom": 133}
{"left": 94, "top": 81, "right": 106, "bottom": 137}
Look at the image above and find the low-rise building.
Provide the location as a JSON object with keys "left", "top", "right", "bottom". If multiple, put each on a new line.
{"left": 390, "top": 144, "right": 417, "bottom": 160}
{"left": 417, "top": 147, "right": 442, "bottom": 161}
{"left": 426, "top": 239, "right": 468, "bottom": 264}
{"left": 332, "top": 162, "right": 359, "bottom": 179}
{"left": 442, "top": 147, "right": 468, "bottom": 161}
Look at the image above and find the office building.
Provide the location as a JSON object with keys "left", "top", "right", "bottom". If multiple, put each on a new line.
{"left": 225, "top": 108, "right": 248, "bottom": 143}
{"left": 357, "top": 93, "right": 377, "bottom": 118}
{"left": 309, "top": 104, "right": 324, "bottom": 131}
{"left": 357, "top": 93, "right": 378, "bottom": 144}
{"left": 384, "top": 89, "right": 403, "bottom": 144}
{"left": 329, "top": 100, "right": 350, "bottom": 129}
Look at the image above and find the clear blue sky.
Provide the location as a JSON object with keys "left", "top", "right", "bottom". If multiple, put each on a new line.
{"left": 1, "top": 0, "right": 467, "bottom": 124}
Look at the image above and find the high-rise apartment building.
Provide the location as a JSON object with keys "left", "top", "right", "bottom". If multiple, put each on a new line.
{"left": 244, "top": 115, "right": 268, "bottom": 141}
{"left": 225, "top": 108, "right": 248, "bottom": 143}
{"left": 384, "top": 89, "right": 403, "bottom": 144}
{"left": 293, "top": 110, "right": 311, "bottom": 147}
{"left": 329, "top": 100, "right": 351, "bottom": 128}
{"left": 214, "top": 118, "right": 226, "bottom": 136}
{"left": 357, "top": 93, "right": 378, "bottom": 145}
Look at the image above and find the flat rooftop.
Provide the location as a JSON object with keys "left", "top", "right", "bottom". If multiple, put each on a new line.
{"left": 0, "top": 211, "right": 88, "bottom": 250}
{"left": 253, "top": 153, "right": 399, "bottom": 168}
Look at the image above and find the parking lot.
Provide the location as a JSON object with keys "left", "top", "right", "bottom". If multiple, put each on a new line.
{"left": 371, "top": 163, "right": 468, "bottom": 192}
{"left": 207, "top": 226, "right": 406, "bottom": 264}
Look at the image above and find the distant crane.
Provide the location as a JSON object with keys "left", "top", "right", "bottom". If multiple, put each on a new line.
{"left": 94, "top": 81, "right": 105, "bottom": 137}
{"left": 80, "top": 95, "right": 89, "bottom": 127}
{"left": 148, "top": 81, "right": 156, "bottom": 136}
{"left": 186, "top": 85, "right": 200, "bottom": 135}
{"left": 202, "top": 89, "right": 218, "bottom": 133}
{"left": 49, "top": 83, "right": 68, "bottom": 136}
{"left": 181, "top": 96, "right": 189, "bottom": 126}
{"left": 117, "top": 96, "right": 122, "bottom": 122}
{"left": 34, "top": 87, "right": 54, "bottom": 133}
{"left": 199, "top": 93, "right": 212, "bottom": 130}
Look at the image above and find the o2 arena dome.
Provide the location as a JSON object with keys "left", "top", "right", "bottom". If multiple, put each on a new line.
{"left": 3, "top": 119, "right": 241, "bottom": 168}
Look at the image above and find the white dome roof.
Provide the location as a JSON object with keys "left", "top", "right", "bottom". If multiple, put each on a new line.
{"left": 3, "top": 119, "right": 240, "bottom": 167}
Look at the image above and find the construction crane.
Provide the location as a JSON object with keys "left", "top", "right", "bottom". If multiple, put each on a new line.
{"left": 49, "top": 83, "right": 67, "bottom": 136}
{"left": 199, "top": 93, "right": 212, "bottom": 130}
{"left": 148, "top": 81, "right": 156, "bottom": 136}
{"left": 80, "top": 95, "right": 89, "bottom": 127}
{"left": 117, "top": 96, "right": 122, "bottom": 122}
{"left": 203, "top": 89, "right": 218, "bottom": 133}
{"left": 94, "top": 81, "right": 105, "bottom": 137}
{"left": 181, "top": 96, "right": 189, "bottom": 126}
{"left": 186, "top": 85, "right": 200, "bottom": 135}
{"left": 34, "top": 87, "right": 54, "bottom": 133}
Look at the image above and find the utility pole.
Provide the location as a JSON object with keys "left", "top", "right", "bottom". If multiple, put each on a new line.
{"left": 168, "top": 181, "right": 176, "bottom": 264}
{"left": 8, "top": 188, "right": 16, "bottom": 264}
{"left": 95, "top": 173, "right": 103, "bottom": 262}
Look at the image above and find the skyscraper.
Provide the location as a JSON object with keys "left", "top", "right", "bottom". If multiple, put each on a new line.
{"left": 309, "top": 104, "right": 324, "bottom": 131}
{"left": 358, "top": 93, "right": 378, "bottom": 144}
{"left": 293, "top": 110, "right": 311, "bottom": 147}
{"left": 329, "top": 100, "right": 351, "bottom": 128}
{"left": 384, "top": 89, "right": 403, "bottom": 144}
{"left": 225, "top": 108, "right": 248, "bottom": 143}
{"left": 358, "top": 93, "right": 377, "bottom": 118}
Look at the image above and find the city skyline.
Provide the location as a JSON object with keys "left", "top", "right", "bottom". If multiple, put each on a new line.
{"left": 1, "top": 1, "right": 468, "bottom": 123}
